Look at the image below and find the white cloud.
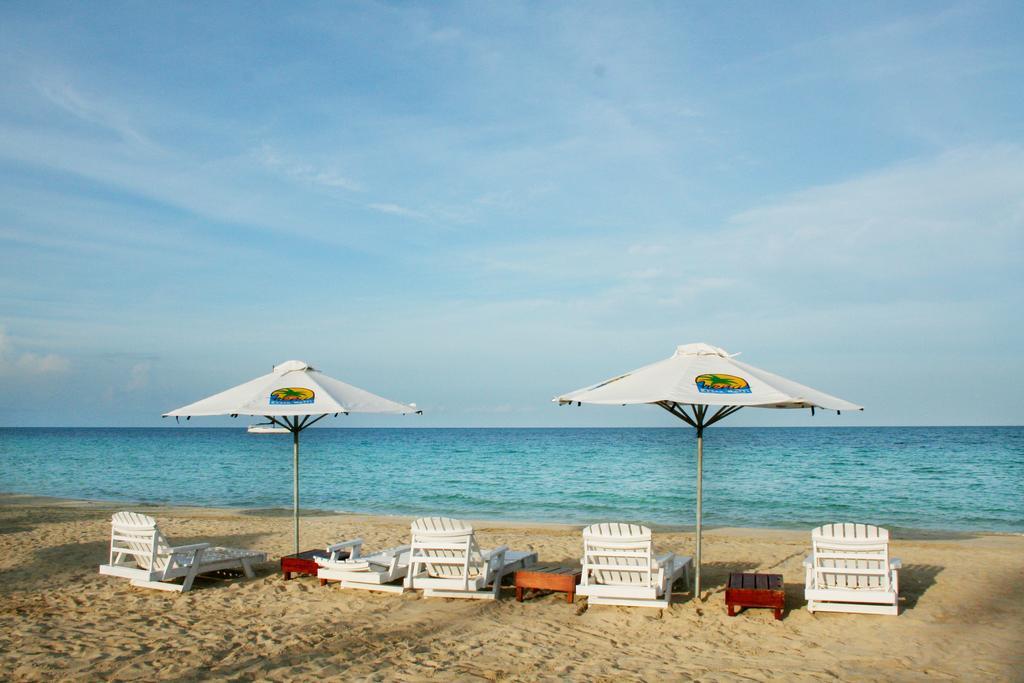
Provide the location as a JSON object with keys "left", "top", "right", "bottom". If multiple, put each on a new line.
{"left": 722, "top": 144, "right": 1024, "bottom": 291}
{"left": 256, "top": 145, "right": 364, "bottom": 192}
{"left": 626, "top": 268, "right": 663, "bottom": 280}
{"left": 467, "top": 403, "right": 516, "bottom": 414}
{"left": 627, "top": 243, "right": 667, "bottom": 256}
{"left": 0, "top": 328, "right": 71, "bottom": 376}
{"left": 442, "top": 143, "right": 1023, "bottom": 331}
{"left": 429, "top": 27, "right": 462, "bottom": 43}
{"left": 367, "top": 202, "right": 426, "bottom": 219}
{"left": 15, "top": 352, "right": 71, "bottom": 374}
{"left": 33, "top": 76, "right": 154, "bottom": 149}
{"left": 126, "top": 362, "right": 152, "bottom": 391}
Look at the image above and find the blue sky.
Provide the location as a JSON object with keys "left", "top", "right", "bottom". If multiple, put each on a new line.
{"left": 0, "top": 1, "right": 1021, "bottom": 427}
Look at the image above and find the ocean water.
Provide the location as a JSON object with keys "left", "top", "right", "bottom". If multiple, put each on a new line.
{"left": 0, "top": 427, "right": 1021, "bottom": 532}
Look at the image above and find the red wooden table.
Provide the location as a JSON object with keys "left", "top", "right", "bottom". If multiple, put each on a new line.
{"left": 726, "top": 572, "right": 785, "bottom": 620}
{"left": 514, "top": 564, "right": 582, "bottom": 603}
{"left": 280, "top": 549, "right": 349, "bottom": 584}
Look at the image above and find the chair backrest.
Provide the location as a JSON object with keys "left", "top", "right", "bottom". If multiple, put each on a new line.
{"left": 811, "top": 523, "right": 891, "bottom": 590}
{"left": 582, "top": 522, "right": 655, "bottom": 587}
{"left": 409, "top": 517, "right": 483, "bottom": 579}
{"left": 109, "top": 511, "right": 173, "bottom": 571}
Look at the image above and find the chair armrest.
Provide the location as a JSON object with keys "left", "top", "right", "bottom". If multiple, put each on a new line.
{"left": 654, "top": 552, "right": 674, "bottom": 568}
{"left": 890, "top": 558, "right": 902, "bottom": 570}
{"left": 481, "top": 545, "right": 510, "bottom": 561}
{"left": 326, "top": 538, "right": 364, "bottom": 561}
{"left": 362, "top": 544, "right": 413, "bottom": 570}
{"left": 482, "top": 546, "right": 509, "bottom": 576}
{"left": 169, "top": 542, "right": 211, "bottom": 554}
{"left": 802, "top": 556, "right": 813, "bottom": 568}
{"left": 377, "top": 544, "right": 411, "bottom": 559}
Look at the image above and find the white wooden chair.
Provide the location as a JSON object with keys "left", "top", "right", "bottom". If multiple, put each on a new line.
{"left": 315, "top": 538, "right": 412, "bottom": 593}
{"left": 577, "top": 522, "right": 692, "bottom": 609}
{"left": 803, "top": 523, "right": 901, "bottom": 615}
{"left": 98, "top": 511, "right": 267, "bottom": 592}
{"left": 404, "top": 517, "right": 537, "bottom": 600}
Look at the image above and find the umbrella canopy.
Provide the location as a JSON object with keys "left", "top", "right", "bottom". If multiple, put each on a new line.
{"left": 164, "top": 359, "right": 417, "bottom": 417}
{"left": 555, "top": 343, "right": 862, "bottom": 599}
{"left": 164, "top": 360, "right": 420, "bottom": 553}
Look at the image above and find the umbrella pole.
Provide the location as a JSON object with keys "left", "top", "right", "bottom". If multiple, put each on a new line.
{"left": 695, "top": 424, "right": 703, "bottom": 599}
{"left": 292, "top": 422, "right": 300, "bottom": 555}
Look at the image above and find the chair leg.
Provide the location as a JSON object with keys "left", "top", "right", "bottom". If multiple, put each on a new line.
{"left": 241, "top": 558, "right": 255, "bottom": 578}
{"left": 181, "top": 566, "right": 199, "bottom": 592}
{"left": 491, "top": 567, "right": 505, "bottom": 599}
{"left": 404, "top": 560, "right": 418, "bottom": 590}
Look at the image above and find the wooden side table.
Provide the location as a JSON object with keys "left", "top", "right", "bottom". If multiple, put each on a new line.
{"left": 281, "top": 549, "right": 348, "bottom": 584}
{"left": 726, "top": 572, "right": 785, "bottom": 620}
{"left": 514, "top": 564, "right": 582, "bottom": 603}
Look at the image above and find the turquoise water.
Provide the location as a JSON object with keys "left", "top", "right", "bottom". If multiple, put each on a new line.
{"left": 1, "top": 427, "right": 1021, "bottom": 532}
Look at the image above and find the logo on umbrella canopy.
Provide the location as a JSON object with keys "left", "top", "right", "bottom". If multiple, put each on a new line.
{"left": 270, "top": 387, "right": 315, "bottom": 405}
{"left": 694, "top": 374, "right": 751, "bottom": 394}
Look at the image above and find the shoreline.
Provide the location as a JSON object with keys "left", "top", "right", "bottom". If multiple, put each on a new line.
{"left": 2, "top": 492, "right": 1019, "bottom": 539}
{"left": 3, "top": 424, "right": 1023, "bottom": 429}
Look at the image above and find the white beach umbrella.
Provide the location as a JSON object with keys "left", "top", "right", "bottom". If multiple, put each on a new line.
{"left": 164, "top": 360, "right": 420, "bottom": 554}
{"left": 555, "top": 343, "right": 862, "bottom": 598}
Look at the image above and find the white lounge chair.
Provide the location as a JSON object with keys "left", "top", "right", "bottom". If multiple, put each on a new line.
{"left": 404, "top": 517, "right": 537, "bottom": 600}
{"left": 98, "top": 511, "right": 267, "bottom": 592}
{"left": 577, "top": 522, "right": 692, "bottom": 609}
{"left": 803, "top": 523, "right": 901, "bottom": 616}
{"left": 316, "top": 538, "right": 411, "bottom": 593}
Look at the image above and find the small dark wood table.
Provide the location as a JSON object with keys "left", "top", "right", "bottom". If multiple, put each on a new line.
{"left": 281, "top": 549, "right": 348, "bottom": 584}
{"left": 514, "top": 564, "right": 582, "bottom": 603}
{"left": 726, "top": 572, "right": 785, "bottom": 620}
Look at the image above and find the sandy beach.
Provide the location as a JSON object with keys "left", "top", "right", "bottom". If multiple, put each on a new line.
{"left": 1, "top": 494, "right": 1022, "bottom": 681}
